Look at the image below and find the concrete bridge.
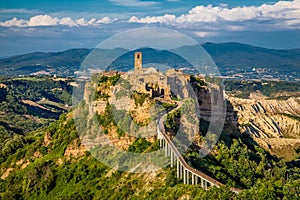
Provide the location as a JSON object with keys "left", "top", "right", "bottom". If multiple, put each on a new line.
{"left": 156, "top": 111, "right": 241, "bottom": 194}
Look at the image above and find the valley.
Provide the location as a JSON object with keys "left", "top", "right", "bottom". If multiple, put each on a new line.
{"left": 0, "top": 50, "right": 300, "bottom": 199}
{"left": 1, "top": 72, "right": 300, "bottom": 199}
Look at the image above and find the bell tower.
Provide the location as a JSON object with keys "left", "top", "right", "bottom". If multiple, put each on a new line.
{"left": 134, "top": 52, "right": 142, "bottom": 71}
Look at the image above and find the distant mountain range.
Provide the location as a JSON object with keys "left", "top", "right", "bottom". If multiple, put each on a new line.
{"left": 0, "top": 48, "right": 91, "bottom": 76}
{"left": 203, "top": 42, "right": 300, "bottom": 68}
{"left": 0, "top": 42, "right": 299, "bottom": 80}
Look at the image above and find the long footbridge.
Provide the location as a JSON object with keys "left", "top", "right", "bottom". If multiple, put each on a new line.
{"left": 156, "top": 111, "right": 241, "bottom": 194}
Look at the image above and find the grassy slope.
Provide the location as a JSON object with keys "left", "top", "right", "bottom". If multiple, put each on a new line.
{"left": 0, "top": 76, "right": 73, "bottom": 136}
{"left": 0, "top": 107, "right": 300, "bottom": 199}
{"left": 1, "top": 77, "right": 300, "bottom": 199}
{"left": 0, "top": 113, "right": 236, "bottom": 200}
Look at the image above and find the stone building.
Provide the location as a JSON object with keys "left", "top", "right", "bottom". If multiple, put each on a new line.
{"left": 121, "top": 51, "right": 194, "bottom": 100}
{"left": 95, "top": 51, "right": 191, "bottom": 100}
{"left": 123, "top": 52, "right": 171, "bottom": 99}
{"left": 134, "top": 52, "right": 142, "bottom": 71}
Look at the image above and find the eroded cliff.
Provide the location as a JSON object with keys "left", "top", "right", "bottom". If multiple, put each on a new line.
{"left": 228, "top": 93, "right": 300, "bottom": 160}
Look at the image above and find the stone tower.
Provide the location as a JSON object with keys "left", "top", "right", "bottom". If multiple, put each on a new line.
{"left": 134, "top": 52, "right": 142, "bottom": 71}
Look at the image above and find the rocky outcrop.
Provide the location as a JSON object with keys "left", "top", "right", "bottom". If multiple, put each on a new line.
{"left": 228, "top": 94, "right": 300, "bottom": 139}
{"left": 1, "top": 168, "right": 13, "bottom": 180}
{"left": 228, "top": 93, "right": 300, "bottom": 160}
{"left": 255, "top": 138, "right": 300, "bottom": 160}
{"left": 64, "top": 139, "right": 87, "bottom": 159}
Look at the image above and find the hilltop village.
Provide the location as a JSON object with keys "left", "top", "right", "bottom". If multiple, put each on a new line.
{"left": 84, "top": 51, "right": 238, "bottom": 134}
{"left": 79, "top": 51, "right": 242, "bottom": 193}
{"left": 1, "top": 53, "right": 300, "bottom": 199}
{"left": 101, "top": 52, "right": 191, "bottom": 100}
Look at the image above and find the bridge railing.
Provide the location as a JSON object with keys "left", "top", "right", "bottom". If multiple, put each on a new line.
{"left": 157, "top": 112, "right": 241, "bottom": 194}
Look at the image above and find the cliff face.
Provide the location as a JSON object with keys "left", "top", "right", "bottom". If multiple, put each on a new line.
{"left": 86, "top": 75, "right": 300, "bottom": 160}
{"left": 227, "top": 93, "right": 300, "bottom": 160}
{"left": 228, "top": 94, "right": 300, "bottom": 138}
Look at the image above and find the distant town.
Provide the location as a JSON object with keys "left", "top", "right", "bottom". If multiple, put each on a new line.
{"left": 219, "top": 65, "right": 300, "bottom": 81}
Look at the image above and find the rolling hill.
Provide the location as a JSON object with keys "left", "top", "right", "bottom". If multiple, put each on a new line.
{"left": 0, "top": 49, "right": 91, "bottom": 76}
{"left": 202, "top": 42, "right": 300, "bottom": 68}
{"left": 0, "top": 42, "right": 300, "bottom": 79}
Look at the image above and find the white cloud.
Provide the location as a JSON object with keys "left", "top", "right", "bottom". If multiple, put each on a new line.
{"left": 75, "top": 18, "right": 88, "bottom": 26}
{"left": 128, "top": 14, "right": 176, "bottom": 23}
{"left": 87, "top": 18, "right": 97, "bottom": 25}
{"left": 28, "top": 15, "right": 59, "bottom": 26}
{"left": 0, "top": 15, "right": 114, "bottom": 27}
{"left": 0, "top": 17, "right": 28, "bottom": 27}
{"left": 109, "top": 0, "right": 159, "bottom": 7}
{"left": 59, "top": 17, "right": 77, "bottom": 27}
{"left": 0, "top": 0, "right": 299, "bottom": 32}
{"left": 194, "top": 31, "right": 217, "bottom": 38}
{"left": 128, "top": 0, "right": 300, "bottom": 29}
{"left": 96, "top": 17, "right": 114, "bottom": 24}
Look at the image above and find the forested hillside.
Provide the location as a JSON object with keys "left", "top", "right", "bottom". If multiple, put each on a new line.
{"left": 0, "top": 76, "right": 73, "bottom": 156}
{"left": 1, "top": 110, "right": 300, "bottom": 199}
{"left": 1, "top": 76, "right": 300, "bottom": 199}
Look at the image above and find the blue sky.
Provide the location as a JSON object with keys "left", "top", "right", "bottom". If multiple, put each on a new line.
{"left": 0, "top": 0, "right": 300, "bottom": 57}
{"left": 0, "top": 0, "right": 280, "bottom": 18}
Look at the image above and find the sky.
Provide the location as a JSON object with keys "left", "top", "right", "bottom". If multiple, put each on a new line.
{"left": 0, "top": 0, "right": 300, "bottom": 57}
